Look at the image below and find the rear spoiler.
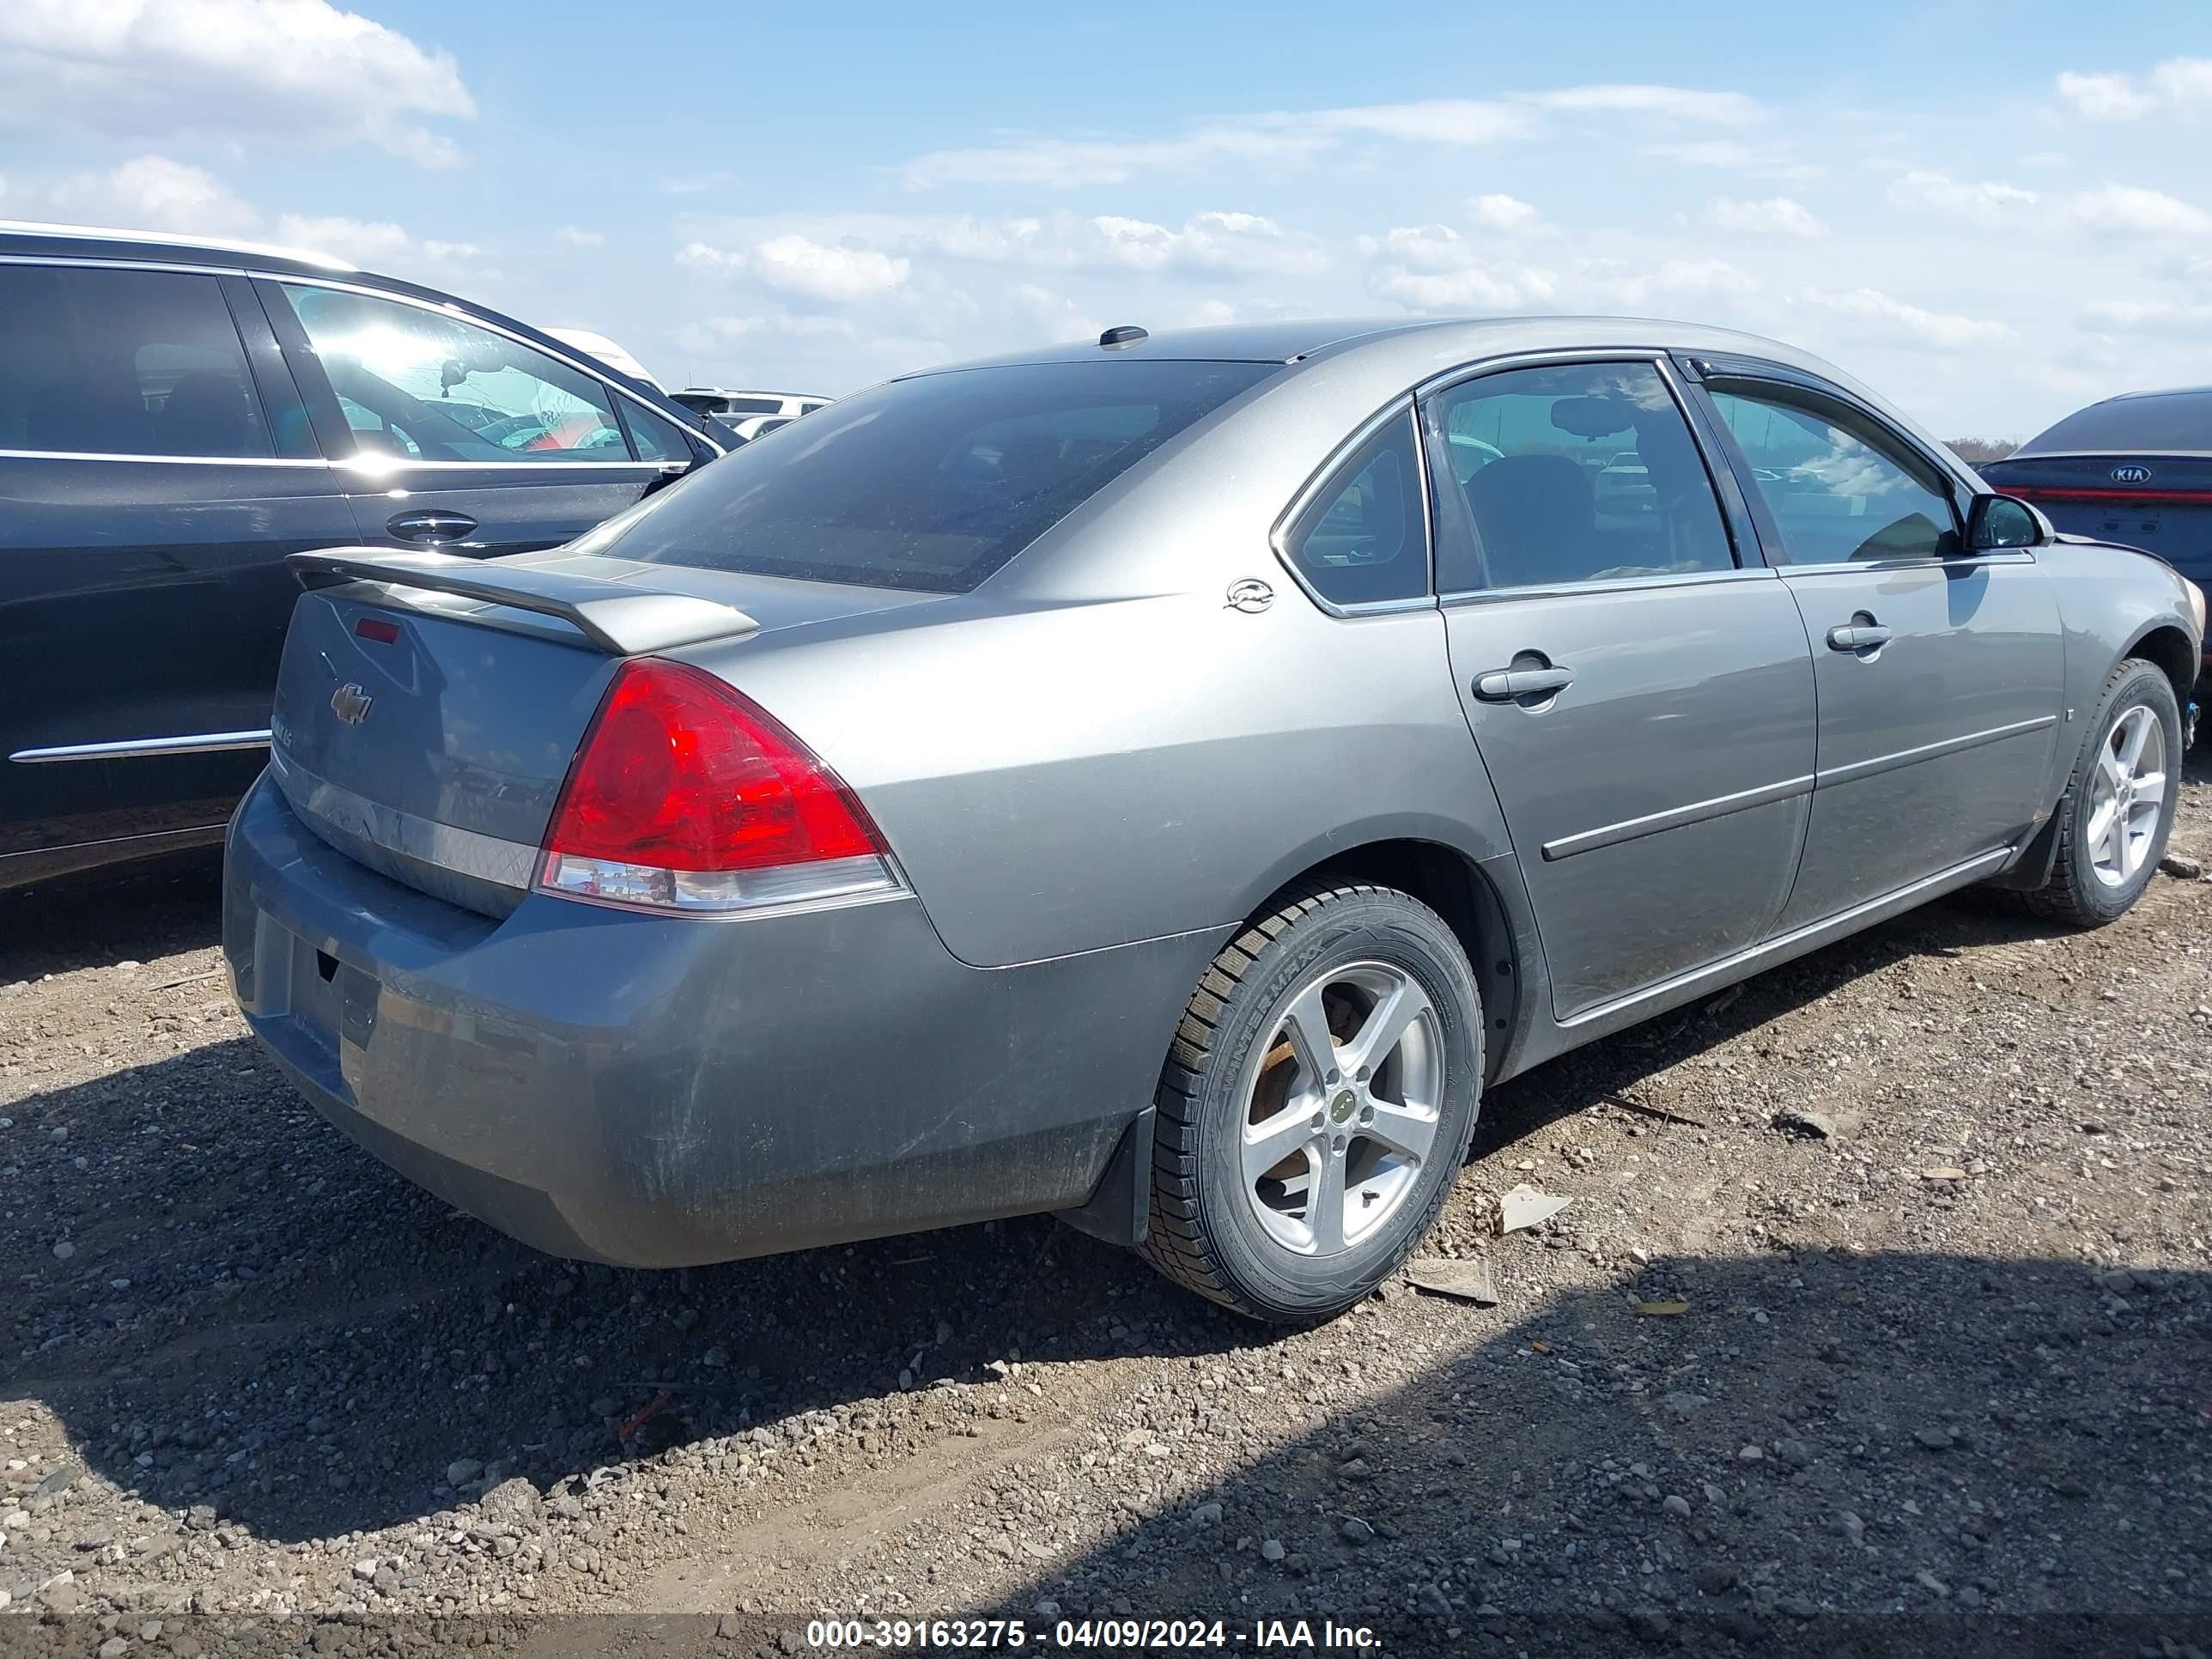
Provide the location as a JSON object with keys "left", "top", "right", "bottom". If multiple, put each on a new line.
{"left": 287, "top": 548, "right": 759, "bottom": 654}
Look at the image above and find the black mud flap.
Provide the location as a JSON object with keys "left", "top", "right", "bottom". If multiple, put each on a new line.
{"left": 1053, "top": 1105, "right": 1154, "bottom": 1247}
{"left": 1985, "top": 809, "right": 2063, "bottom": 892}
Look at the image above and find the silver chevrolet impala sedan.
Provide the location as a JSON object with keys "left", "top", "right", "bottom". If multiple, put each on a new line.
{"left": 224, "top": 318, "right": 2205, "bottom": 1322}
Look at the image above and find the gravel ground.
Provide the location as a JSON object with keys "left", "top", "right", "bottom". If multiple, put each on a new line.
{"left": 3, "top": 747, "right": 2209, "bottom": 1658}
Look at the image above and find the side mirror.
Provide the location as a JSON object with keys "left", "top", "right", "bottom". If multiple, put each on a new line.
{"left": 1967, "top": 493, "right": 2050, "bottom": 552}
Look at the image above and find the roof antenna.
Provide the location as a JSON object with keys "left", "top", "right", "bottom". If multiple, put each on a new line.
{"left": 1098, "top": 325, "right": 1148, "bottom": 349}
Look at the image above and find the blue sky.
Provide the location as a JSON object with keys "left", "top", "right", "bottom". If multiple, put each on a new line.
{"left": 4, "top": 0, "right": 2211, "bottom": 434}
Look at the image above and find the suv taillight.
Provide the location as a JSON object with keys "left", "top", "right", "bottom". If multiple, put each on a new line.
{"left": 538, "top": 658, "right": 899, "bottom": 915}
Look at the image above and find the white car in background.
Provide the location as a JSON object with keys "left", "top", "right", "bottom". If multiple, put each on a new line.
{"left": 544, "top": 327, "right": 665, "bottom": 392}
{"left": 672, "top": 386, "right": 833, "bottom": 441}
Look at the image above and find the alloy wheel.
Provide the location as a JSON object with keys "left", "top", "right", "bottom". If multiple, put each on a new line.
{"left": 1237, "top": 961, "right": 1444, "bottom": 1256}
{"left": 2086, "top": 704, "right": 2166, "bottom": 889}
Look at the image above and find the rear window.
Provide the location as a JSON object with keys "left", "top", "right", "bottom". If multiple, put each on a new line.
{"left": 2022, "top": 392, "right": 2212, "bottom": 454}
{"left": 599, "top": 360, "right": 1275, "bottom": 592}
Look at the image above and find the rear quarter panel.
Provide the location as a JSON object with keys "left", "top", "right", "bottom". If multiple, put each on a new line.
{"left": 674, "top": 591, "right": 1510, "bottom": 968}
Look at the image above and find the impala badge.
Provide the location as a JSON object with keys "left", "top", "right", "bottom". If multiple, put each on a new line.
{"left": 1225, "top": 578, "right": 1274, "bottom": 614}
{"left": 331, "top": 683, "right": 374, "bottom": 726}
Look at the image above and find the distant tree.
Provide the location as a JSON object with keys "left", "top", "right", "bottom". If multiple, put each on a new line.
{"left": 1945, "top": 437, "right": 2020, "bottom": 465}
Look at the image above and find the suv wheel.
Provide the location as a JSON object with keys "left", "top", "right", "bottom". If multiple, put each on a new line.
{"left": 1138, "top": 884, "right": 1482, "bottom": 1322}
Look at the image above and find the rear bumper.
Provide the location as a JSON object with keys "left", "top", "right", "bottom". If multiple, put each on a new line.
{"left": 223, "top": 776, "right": 1208, "bottom": 1267}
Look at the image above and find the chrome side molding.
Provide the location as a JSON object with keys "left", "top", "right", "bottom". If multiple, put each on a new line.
{"left": 9, "top": 729, "right": 273, "bottom": 764}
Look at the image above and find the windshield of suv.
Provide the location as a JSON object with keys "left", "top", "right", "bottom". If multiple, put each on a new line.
{"left": 588, "top": 359, "right": 1275, "bottom": 592}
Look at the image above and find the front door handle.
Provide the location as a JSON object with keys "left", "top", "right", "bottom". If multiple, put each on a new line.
{"left": 1826, "top": 623, "right": 1893, "bottom": 652}
{"left": 387, "top": 510, "right": 478, "bottom": 544}
{"left": 1473, "top": 665, "right": 1576, "bottom": 702}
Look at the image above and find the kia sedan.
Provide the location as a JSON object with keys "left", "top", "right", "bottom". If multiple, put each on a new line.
{"left": 224, "top": 318, "right": 2204, "bottom": 1322}
{"left": 1981, "top": 386, "right": 2212, "bottom": 692}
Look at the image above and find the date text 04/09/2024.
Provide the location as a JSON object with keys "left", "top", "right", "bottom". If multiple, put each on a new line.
{"left": 800, "top": 1618, "right": 1384, "bottom": 1650}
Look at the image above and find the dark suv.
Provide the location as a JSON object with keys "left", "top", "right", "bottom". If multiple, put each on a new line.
{"left": 0, "top": 222, "right": 726, "bottom": 889}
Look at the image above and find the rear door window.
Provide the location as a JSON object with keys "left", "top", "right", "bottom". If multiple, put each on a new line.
{"left": 278, "top": 284, "right": 631, "bottom": 463}
{"left": 596, "top": 359, "right": 1274, "bottom": 592}
{"left": 0, "top": 264, "right": 272, "bottom": 459}
{"left": 1426, "top": 362, "right": 1735, "bottom": 590}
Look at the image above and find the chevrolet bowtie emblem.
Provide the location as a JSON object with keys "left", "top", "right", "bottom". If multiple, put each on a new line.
{"left": 331, "top": 683, "right": 374, "bottom": 726}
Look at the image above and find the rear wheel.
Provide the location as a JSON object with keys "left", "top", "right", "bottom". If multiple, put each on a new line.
{"left": 2022, "top": 658, "right": 2181, "bottom": 927}
{"left": 1138, "top": 884, "right": 1482, "bottom": 1322}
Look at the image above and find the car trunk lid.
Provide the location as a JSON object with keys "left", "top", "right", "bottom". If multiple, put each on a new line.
{"left": 270, "top": 548, "right": 938, "bottom": 916}
{"left": 1982, "top": 453, "right": 2212, "bottom": 584}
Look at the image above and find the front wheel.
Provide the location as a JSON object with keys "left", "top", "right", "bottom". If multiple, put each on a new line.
{"left": 2023, "top": 658, "right": 2182, "bottom": 927}
{"left": 1137, "top": 884, "right": 1483, "bottom": 1322}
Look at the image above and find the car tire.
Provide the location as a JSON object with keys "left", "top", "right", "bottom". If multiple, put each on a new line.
{"left": 1137, "top": 883, "right": 1483, "bottom": 1322}
{"left": 2021, "top": 658, "right": 2183, "bottom": 928}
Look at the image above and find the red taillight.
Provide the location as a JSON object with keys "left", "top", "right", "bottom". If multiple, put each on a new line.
{"left": 355, "top": 617, "right": 400, "bottom": 643}
{"left": 538, "top": 659, "right": 896, "bottom": 915}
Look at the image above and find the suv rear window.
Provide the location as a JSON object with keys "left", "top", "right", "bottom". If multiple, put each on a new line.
{"left": 2021, "top": 391, "right": 2212, "bottom": 453}
{"left": 603, "top": 360, "right": 1275, "bottom": 592}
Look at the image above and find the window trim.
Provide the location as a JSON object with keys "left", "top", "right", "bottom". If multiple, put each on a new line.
{"left": 1680, "top": 357, "right": 1997, "bottom": 571}
{"left": 0, "top": 252, "right": 724, "bottom": 461}
{"left": 271, "top": 272, "right": 723, "bottom": 454}
{"left": 1413, "top": 349, "right": 1749, "bottom": 599}
{"left": 0, "top": 258, "right": 286, "bottom": 465}
{"left": 1268, "top": 398, "right": 1437, "bottom": 617}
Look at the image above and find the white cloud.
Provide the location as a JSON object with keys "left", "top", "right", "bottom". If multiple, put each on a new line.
{"left": 555, "top": 226, "right": 605, "bottom": 247}
{"left": 2065, "top": 183, "right": 2212, "bottom": 235}
{"left": 0, "top": 0, "right": 474, "bottom": 167}
{"left": 659, "top": 171, "right": 737, "bottom": 197}
{"left": 272, "top": 214, "right": 487, "bottom": 280}
{"left": 900, "top": 124, "right": 1329, "bottom": 190}
{"left": 1363, "top": 226, "right": 1554, "bottom": 310}
{"left": 25, "top": 154, "right": 258, "bottom": 234}
{"left": 1468, "top": 193, "right": 1543, "bottom": 234}
{"left": 2057, "top": 57, "right": 2212, "bottom": 120}
{"left": 900, "top": 83, "right": 1755, "bottom": 189}
{"left": 1085, "top": 211, "right": 1328, "bottom": 276}
{"left": 1800, "top": 288, "right": 2012, "bottom": 349}
{"left": 681, "top": 233, "right": 915, "bottom": 301}
{"left": 1572, "top": 257, "right": 1757, "bottom": 310}
{"left": 2080, "top": 299, "right": 2212, "bottom": 337}
{"left": 1314, "top": 100, "right": 1530, "bottom": 146}
{"left": 1887, "top": 170, "right": 2039, "bottom": 224}
{"left": 750, "top": 234, "right": 912, "bottom": 302}
{"left": 274, "top": 214, "right": 412, "bottom": 263}
{"left": 1702, "top": 196, "right": 1827, "bottom": 238}
{"left": 1528, "top": 84, "right": 1762, "bottom": 125}
{"left": 1008, "top": 282, "right": 1103, "bottom": 345}
{"left": 2056, "top": 70, "right": 2157, "bottom": 120}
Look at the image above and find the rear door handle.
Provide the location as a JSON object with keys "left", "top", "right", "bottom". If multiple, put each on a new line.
{"left": 1473, "top": 665, "right": 1576, "bottom": 702}
{"left": 1826, "top": 624, "right": 1893, "bottom": 652}
{"left": 386, "top": 510, "right": 478, "bottom": 544}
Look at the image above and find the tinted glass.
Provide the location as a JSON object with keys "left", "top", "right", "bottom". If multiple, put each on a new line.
{"left": 720, "top": 396, "right": 786, "bottom": 415}
{"left": 1711, "top": 386, "right": 1957, "bottom": 563}
{"left": 1285, "top": 412, "right": 1429, "bottom": 605}
{"left": 2021, "top": 392, "right": 2212, "bottom": 453}
{"left": 620, "top": 398, "right": 695, "bottom": 463}
{"left": 595, "top": 360, "right": 1273, "bottom": 592}
{"left": 0, "top": 265, "right": 270, "bottom": 459}
{"left": 1430, "top": 362, "right": 1733, "bottom": 590}
{"left": 281, "top": 285, "right": 629, "bottom": 462}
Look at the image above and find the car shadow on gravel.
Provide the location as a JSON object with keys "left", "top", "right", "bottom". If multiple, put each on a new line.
{"left": 0, "top": 848, "right": 224, "bottom": 983}
{"left": 0, "top": 889, "right": 2181, "bottom": 1559}
{"left": 5, "top": 1032, "right": 1250, "bottom": 1547}
{"left": 1000, "top": 1248, "right": 2211, "bottom": 1654}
